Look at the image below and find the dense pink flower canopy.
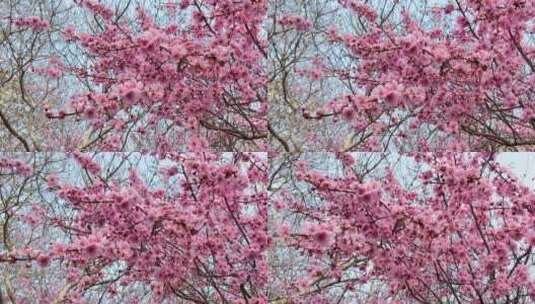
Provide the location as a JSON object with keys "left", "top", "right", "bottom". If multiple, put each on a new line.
{"left": 2, "top": 153, "right": 268, "bottom": 303}
{"left": 271, "top": 0, "right": 535, "bottom": 151}
{"left": 2, "top": 0, "right": 535, "bottom": 303}
{"left": 47, "top": 0, "right": 267, "bottom": 151}
{"left": 274, "top": 153, "right": 535, "bottom": 303}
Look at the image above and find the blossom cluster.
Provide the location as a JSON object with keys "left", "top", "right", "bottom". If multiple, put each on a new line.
{"left": 278, "top": 15, "right": 313, "bottom": 32}
{"left": 277, "top": 153, "right": 535, "bottom": 303}
{"left": 26, "top": 153, "right": 269, "bottom": 303}
{"left": 49, "top": 0, "right": 267, "bottom": 151}
{"left": 301, "top": 1, "right": 535, "bottom": 150}
{"left": 0, "top": 157, "right": 32, "bottom": 176}
{"left": 13, "top": 16, "right": 49, "bottom": 31}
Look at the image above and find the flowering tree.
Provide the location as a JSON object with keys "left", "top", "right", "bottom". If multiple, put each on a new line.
{"left": 1, "top": 152, "right": 268, "bottom": 303}
{"left": 2, "top": 0, "right": 535, "bottom": 303}
{"left": 0, "top": 153, "right": 70, "bottom": 303}
{"left": 269, "top": 0, "right": 535, "bottom": 152}
{"left": 0, "top": 0, "right": 75, "bottom": 151}
{"left": 43, "top": 0, "right": 268, "bottom": 152}
{"left": 271, "top": 152, "right": 535, "bottom": 303}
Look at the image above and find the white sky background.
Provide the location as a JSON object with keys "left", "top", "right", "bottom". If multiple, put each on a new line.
{"left": 391, "top": 153, "right": 535, "bottom": 190}
{"left": 298, "top": 153, "right": 535, "bottom": 192}
{"left": 497, "top": 153, "right": 535, "bottom": 187}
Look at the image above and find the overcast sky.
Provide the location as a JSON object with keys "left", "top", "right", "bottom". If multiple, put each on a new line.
{"left": 497, "top": 153, "right": 535, "bottom": 186}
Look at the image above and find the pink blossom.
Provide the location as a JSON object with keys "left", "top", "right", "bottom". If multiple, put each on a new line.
{"left": 72, "top": 152, "right": 101, "bottom": 175}
{"left": 444, "top": 4, "right": 455, "bottom": 14}
{"left": 0, "top": 158, "right": 32, "bottom": 176}
{"left": 36, "top": 254, "right": 50, "bottom": 267}
{"left": 85, "top": 243, "right": 99, "bottom": 258}
{"left": 278, "top": 15, "right": 313, "bottom": 31}
{"left": 14, "top": 16, "right": 49, "bottom": 31}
